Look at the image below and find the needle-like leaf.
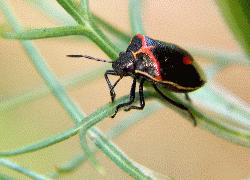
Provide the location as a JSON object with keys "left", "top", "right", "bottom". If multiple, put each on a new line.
{"left": 0, "top": 159, "right": 50, "bottom": 180}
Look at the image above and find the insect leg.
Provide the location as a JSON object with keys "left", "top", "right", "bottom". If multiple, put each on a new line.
{"left": 125, "top": 78, "right": 145, "bottom": 111}
{"left": 185, "top": 93, "right": 192, "bottom": 103}
{"left": 104, "top": 70, "right": 121, "bottom": 102}
{"left": 153, "top": 84, "right": 197, "bottom": 126}
{"left": 111, "top": 78, "right": 137, "bottom": 118}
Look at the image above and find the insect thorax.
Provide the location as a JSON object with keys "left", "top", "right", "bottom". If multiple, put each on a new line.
{"left": 134, "top": 53, "right": 159, "bottom": 78}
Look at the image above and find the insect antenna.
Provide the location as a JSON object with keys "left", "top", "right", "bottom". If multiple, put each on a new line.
{"left": 67, "top": 54, "right": 113, "bottom": 63}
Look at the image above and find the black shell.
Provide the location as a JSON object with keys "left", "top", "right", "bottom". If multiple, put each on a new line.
{"left": 152, "top": 41, "right": 205, "bottom": 92}
{"left": 113, "top": 34, "right": 206, "bottom": 92}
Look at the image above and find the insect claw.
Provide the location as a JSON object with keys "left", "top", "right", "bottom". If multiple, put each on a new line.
{"left": 111, "top": 108, "right": 118, "bottom": 118}
{"left": 124, "top": 107, "right": 130, "bottom": 111}
{"left": 111, "top": 94, "right": 116, "bottom": 102}
{"left": 188, "top": 111, "right": 197, "bottom": 126}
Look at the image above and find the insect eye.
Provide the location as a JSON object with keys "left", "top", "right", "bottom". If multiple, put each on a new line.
{"left": 182, "top": 56, "right": 193, "bottom": 65}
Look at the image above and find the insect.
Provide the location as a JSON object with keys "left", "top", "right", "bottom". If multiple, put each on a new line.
{"left": 68, "top": 34, "right": 206, "bottom": 125}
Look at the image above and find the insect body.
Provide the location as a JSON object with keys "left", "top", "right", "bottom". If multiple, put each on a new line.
{"left": 68, "top": 34, "right": 206, "bottom": 125}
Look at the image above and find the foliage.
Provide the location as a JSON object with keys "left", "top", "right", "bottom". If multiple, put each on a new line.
{"left": 0, "top": 0, "right": 250, "bottom": 179}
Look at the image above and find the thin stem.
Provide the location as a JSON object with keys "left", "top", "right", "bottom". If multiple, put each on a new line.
{"left": 188, "top": 46, "right": 250, "bottom": 66}
{"left": 0, "top": 159, "right": 50, "bottom": 180}
{"left": 92, "top": 14, "right": 131, "bottom": 43}
{"left": 90, "top": 129, "right": 152, "bottom": 179}
{"left": 79, "top": 130, "right": 105, "bottom": 174}
{"left": 1, "top": 2, "right": 153, "bottom": 177}
{"left": 129, "top": 0, "right": 145, "bottom": 35}
{"left": 0, "top": 0, "right": 84, "bottom": 123}
{"left": 79, "top": 0, "right": 90, "bottom": 19}
{"left": 85, "top": 25, "right": 119, "bottom": 59}
{"left": 0, "top": 94, "right": 143, "bottom": 157}
{"left": 50, "top": 102, "right": 162, "bottom": 178}
{"left": 2, "top": 26, "right": 85, "bottom": 39}
{"left": 0, "top": 126, "right": 79, "bottom": 157}
{"left": 56, "top": 0, "right": 85, "bottom": 25}
{"left": 0, "top": 173, "right": 16, "bottom": 180}
{"left": 0, "top": 93, "right": 159, "bottom": 180}
{"left": 216, "top": 1, "right": 250, "bottom": 58}
{"left": 0, "top": 66, "right": 106, "bottom": 112}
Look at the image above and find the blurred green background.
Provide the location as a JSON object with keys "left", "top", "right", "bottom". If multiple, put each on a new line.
{"left": 1, "top": 0, "right": 250, "bottom": 179}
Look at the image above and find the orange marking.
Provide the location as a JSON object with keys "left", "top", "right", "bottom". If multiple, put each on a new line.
{"left": 135, "top": 34, "right": 162, "bottom": 80}
{"left": 182, "top": 56, "right": 192, "bottom": 65}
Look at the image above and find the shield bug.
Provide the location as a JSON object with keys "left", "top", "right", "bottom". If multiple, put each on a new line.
{"left": 67, "top": 34, "right": 206, "bottom": 125}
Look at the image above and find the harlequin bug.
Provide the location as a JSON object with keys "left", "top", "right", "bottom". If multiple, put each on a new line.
{"left": 68, "top": 34, "right": 206, "bottom": 125}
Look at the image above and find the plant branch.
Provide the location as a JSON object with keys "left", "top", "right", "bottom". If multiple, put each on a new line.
{"left": 89, "top": 129, "right": 152, "bottom": 179}
{"left": 1, "top": 1, "right": 149, "bottom": 177}
{"left": 1, "top": 26, "right": 85, "bottom": 39}
{"left": 84, "top": 26, "right": 119, "bottom": 59}
{"left": 0, "top": 94, "right": 143, "bottom": 157}
{"left": 129, "top": 0, "right": 145, "bottom": 35}
{"left": 0, "top": 92, "right": 157, "bottom": 179}
{"left": 0, "top": 159, "right": 50, "bottom": 180}
{"left": 92, "top": 14, "right": 131, "bottom": 43}
{"left": 0, "top": 173, "right": 16, "bottom": 180}
{"left": 49, "top": 102, "right": 162, "bottom": 178}
{"left": 2, "top": 0, "right": 250, "bottom": 179}
{"left": 188, "top": 46, "right": 250, "bottom": 66}
{"left": 79, "top": 0, "right": 90, "bottom": 19}
{"left": 216, "top": 1, "right": 250, "bottom": 59}
{"left": 0, "top": 66, "right": 106, "bottom": 112}
{"left": 56, "top": 0, "right": 85, "bottom": 25}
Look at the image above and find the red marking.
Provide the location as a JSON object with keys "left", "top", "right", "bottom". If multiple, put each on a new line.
{"left": 182, "top": 56, "right": 192, "bottom": 65}
{"left": 136, "top": 34, "right": 162, "bottom": 80}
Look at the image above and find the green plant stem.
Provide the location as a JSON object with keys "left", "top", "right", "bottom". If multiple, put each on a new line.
{"left": 27, "top": 0, "right": 131, "bottom": 43}
{"left": 27, "top": 0, "right": 250, "bottom": 66}
{"left": 85, "top": 24, "right": 119, "bottom": 59}
{"left": 51, "top": 154, "right": 86, "bottom": 177}
{"left": 90, "top": 128, "right": 172, "bottom": 179}
{"left": 2, "top": 0, "right": 250, "bottom": 179}
{"left": 0, "top": 66, "right": 106, "bottom": 112}
{"left": 2, "top": 85, "right": 250, "bottom": 157}
{"left": 1, "top": 0, "right": 100, "bottom": 173}
{"left": 0, "top": 94, "right": 141, "bottom": 157}
{"left": 192, "top": 83, "right": 250, "bottom": 128}
{"left": 90, "top": 129, "right": 151, "bottom": 179}
{"left": 1, "top": 2, "right": 153, "bottom": 177}
{"left": 2, "top": 26, "right": 119, "bottom": 59}
{"left": 50, "top": 102, "right": 162, "bottom": 178}
{"left": 153, "top": 85, "right": 250, "bottom": 147}
{"left": 2, "top": 0, "right": 250, "bottom": 149}
{"left": 56, "top": 0, "right": 119, "bottom": 59}
{"left": 0, "top": 93, "right": 155, "bottom": 179}
{"left": 27, "top": 0, "right": 75, "bottom": 25}
{"left": 0, "top": 124, "right": 80, "bottom": 157}
{"left": 106, "top": 102, "right": 162, "bottom": 139}
{"left": 0, "top": 0, "right": 121, "bottom": 175}
{"left": 0, "top": 1, "right": 84, "bottom": 123}
{"left": 79, "top": 0, "right": 90, "bottom": 20}
{"left": 216, "top": 0, "right": 250, "bottom": 58}
{"left": 56, "top": 0, "right": 85, "bottom": 25}
{"left": 2, "top": 26, "right": 85, "bottom": 39}
{"left": 129, "top": 0, "right": 145, "bottom": 35}
{"left": 4, "top": 0, "right": 250, "bottom": 148}
{"left": 204, "top": 64, "right": 226, "bottom": 79}
{"left": 92, "top": 14, "right": 131, "bottom": 43}
{"left": 188, "top": 46, "right": 250, "bottom": 66}
{"left": 0, "top": 159, "right": 50, "bottom": 180}
{"left": 0, "top": 173, "right": 16, "bottom": 180}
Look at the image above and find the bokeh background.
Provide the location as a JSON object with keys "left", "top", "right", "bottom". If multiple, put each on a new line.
{"left": 1, "top": 0, "right": 250, "bottom": 179}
